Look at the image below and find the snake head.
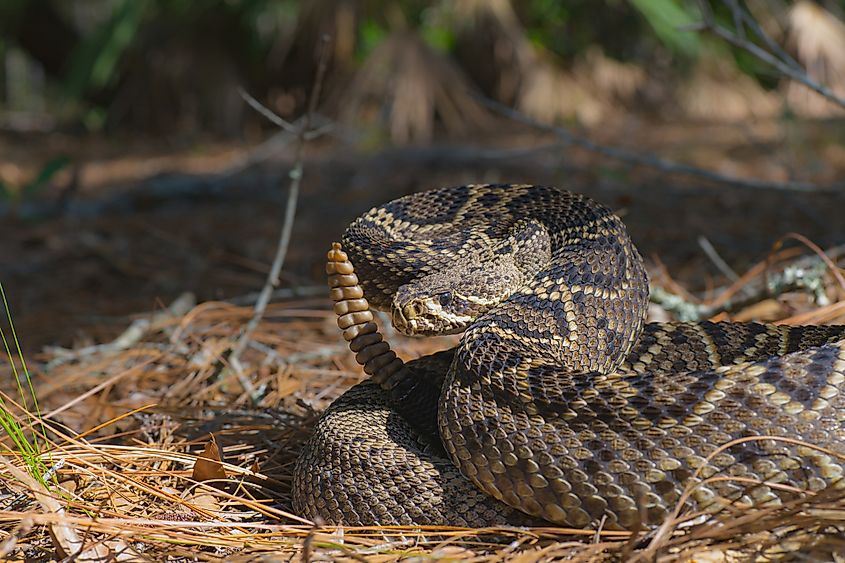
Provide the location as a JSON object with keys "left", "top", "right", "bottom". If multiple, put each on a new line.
{"left": 391, "top": 264, "right": 521, "bottom": 336}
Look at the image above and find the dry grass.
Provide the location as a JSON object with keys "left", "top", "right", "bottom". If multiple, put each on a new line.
{"left": 340, "top": 31, "right": 490, "bottom": 144}
{"left": 1, "top": 244, "right": 845, "bottom": 561}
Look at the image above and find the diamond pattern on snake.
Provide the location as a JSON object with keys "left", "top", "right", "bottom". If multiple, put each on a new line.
{"left": 293, "top": 183, "right": 845, "bottom": 530}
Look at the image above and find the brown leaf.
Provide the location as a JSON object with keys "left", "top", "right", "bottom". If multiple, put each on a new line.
{"left": 191, "top": 435, "right": 227, "bottom": 482}
{"left": 189, "top": 491, "right": 222, "bottom": 513}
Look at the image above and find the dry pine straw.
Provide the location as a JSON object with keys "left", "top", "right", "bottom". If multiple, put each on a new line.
{"left": 0, "top": 253, "right": 844, "bottom": 561}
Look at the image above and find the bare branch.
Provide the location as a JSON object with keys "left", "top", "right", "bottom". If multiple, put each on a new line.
{"left": 698, "top": 236, "right": 740, "bottom": 282}
{"left": 238, "top": 88, "right": 298, "bottom": 134}
{"left": 476, "top": 94, "right": 844, "bottom": 192}
{"left": 694, "top": 0, "right": 845, "bottom": 110}
{"left": 228, "top": 36, "right": 333, "bottom": 400}
{"left": 725, "top": 0, "right": 745, "bottom": 41}
{"left": 729, "top": 1, "right": 802, "bottom": 72}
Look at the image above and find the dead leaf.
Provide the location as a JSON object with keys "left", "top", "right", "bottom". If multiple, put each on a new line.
{"left": 191, "top": 435, "right": 227, "bottom": 482}
{"left": 189, "top": 491, "right": 222, "bottom": 513}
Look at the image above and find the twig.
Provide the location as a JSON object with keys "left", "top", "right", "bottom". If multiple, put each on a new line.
{"left": 693, "top": 0, "right": 845, "bottom": 110}
{"left": 43, "top": 292, "right": 195, "bottom": 369}
{"left": 698, "top": 236, "right": 740, "bottom": 282}
{"left": 227, "top": 35, "right": 333, "bottom": 401}
{"left": 238, "top": 88, "right": 297, "bottom": 134}
{"left": 475, "top": 94, "right": 844, "bottom": 192}
{"left": 725, "top": 0, "right": 801, "bottom": 72}
{"left": 651, "top": 241, "right": 843, "bottom": 321}
{"left": 224, "top": 285, "right": 325, "bottom": 307}
{"left": 238, "top": 88, "right": 337, "bottom": 140}
{"left": 772, "top": 232, "right": 845, "bottom": 296}
{"left": 652, "top": 261, "right": 831, "bottom": 321}
{"left": 706, "top": 243, "right": 845, "bottom": 309}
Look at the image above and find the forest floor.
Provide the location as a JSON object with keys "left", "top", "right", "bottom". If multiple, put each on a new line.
{"left": 0, "top": 115, "right": 844, "bottom": 561}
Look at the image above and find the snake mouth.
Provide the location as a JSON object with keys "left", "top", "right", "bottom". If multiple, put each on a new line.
{"left": 392, "top": 307, "right": 409, "bottom": 333}
{"left": 392, "top": 298, "right": 473, "bottom": 336}
{"left": 392, "top": 302, "right": 423, "bottom": 335}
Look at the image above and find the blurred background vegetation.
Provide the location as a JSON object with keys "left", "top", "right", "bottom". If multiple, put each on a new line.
{"left": 1, "top": 0, "right": 844, "bottom": 351}
{"left": 0, "top": 0, "right": 843, "bottom": 143}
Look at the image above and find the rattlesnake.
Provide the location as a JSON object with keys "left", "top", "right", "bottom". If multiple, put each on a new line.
{"left": 293, "top": 184, "right": 845, "bottom": 529}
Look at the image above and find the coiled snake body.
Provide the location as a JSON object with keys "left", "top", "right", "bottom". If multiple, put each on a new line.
{"left": 293, "top": 184, "right": 845, "bottom": 529}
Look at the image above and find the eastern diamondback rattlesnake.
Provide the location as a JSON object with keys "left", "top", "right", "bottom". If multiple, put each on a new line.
{"left": 293, "top": 184, "right": 845, "bottom": 529}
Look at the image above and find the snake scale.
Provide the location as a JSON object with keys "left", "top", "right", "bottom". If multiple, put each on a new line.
{"left": 293, "top": 184, "right": 845, "bottom": 530}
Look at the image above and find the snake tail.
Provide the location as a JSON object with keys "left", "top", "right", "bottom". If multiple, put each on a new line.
{"left": 327, "top": 242, "right": 404, "bottom": 384}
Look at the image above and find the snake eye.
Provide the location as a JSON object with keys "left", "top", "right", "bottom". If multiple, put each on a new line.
{"left": 438, "top": 292, "right": 453, "bottom": 306}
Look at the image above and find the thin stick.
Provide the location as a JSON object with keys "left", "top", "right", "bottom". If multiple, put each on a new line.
{"left": 692, "top": 0, "right": 845, "bottom": 110}
{"left": 475, "top": 95, "right": 844, "bottom": 193}
{"left": 238, "top": 88, "right": 297, "bottom": 134}
{"left": 698, "top": 236, "right": 740, "bottom": 282}
{"left": 729, "top": 0, "right": 802, "bottom": 72}
{"left": 774, "top": 232, "right": 845, "bottom": 295}
{"left": 228, "top": 35, "right": 333, "bottom": 399}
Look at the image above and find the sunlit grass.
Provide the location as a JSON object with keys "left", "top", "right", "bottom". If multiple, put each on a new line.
{"left": 0, "top": 282, "right": 51, "bottom": 486}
